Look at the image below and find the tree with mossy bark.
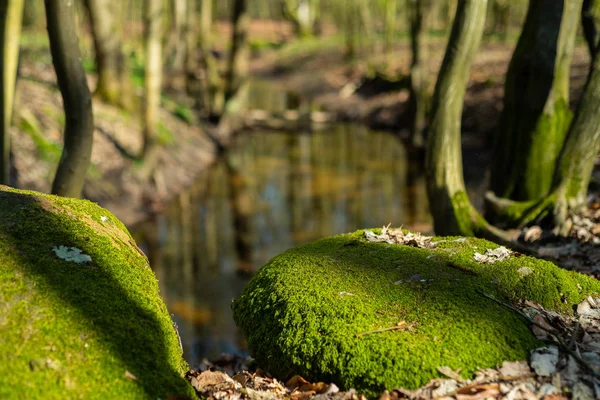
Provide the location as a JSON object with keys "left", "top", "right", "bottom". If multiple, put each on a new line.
{"left": 582, "top": 0, "right": 600, "bottom": 67}
{"left": 490, "top": 0, "right": 581, "bottom": 203}
{"left": 0, "top": 0, "right": 24, "bottom": 186}
{"left": 83, "top": 0, "right": 132, "bottom": 109}
{"left": 489, "top": 42, "right": 600, "bottom": 235}
{"left": 427, "top": 0, "right": 600, "bottom": 241}
{"left": 45, "top": 0, "right": 94, "bottom": 199}
{"left": 425, "top": 0, "right": 497, "bottom": 238}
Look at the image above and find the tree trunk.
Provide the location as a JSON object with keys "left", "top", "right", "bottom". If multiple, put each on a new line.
{"left": 490, "top": 0, "right": 581, "bottom": 203}
{"left": 425, "top": 0, "right": 488, "bottom": 236}
{"left": 0, "top": 0, "right": 24, "bottom": 185}
{"left": 22, "top": 0, "right": 42, "bottom": 27}
{"left": 83, "top": 0, "right": 131, "bottom": 108}
{"left": 45, "top": 0, "right": 95, "bottom": 198}
{"left": 407, "top": 0, "right": 431, "bottom": 148}
{"left": 141, "top": 0, "right": 164, "bottom": 171}
{"left": 281, "top": 0, "right": 316, "bottom": 38}
{"left": 551, "top": 43, "right": 600, "bottom": 234}
{"left": 582, "top": 0, "right": 599, "bottom": 66}
{"left": 165, "top": 0, "right": 188, "bottom": 70}
{"left": 185, "top": 0, "right": 199, "bottom": 95}
{"left": 198, "top": 0, "right": 223, "bottom": 120}
{"left": 220, "top": 0, "right": 249, "bottom": 129}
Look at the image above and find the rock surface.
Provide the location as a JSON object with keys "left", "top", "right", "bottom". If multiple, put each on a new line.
{"left": 0, "top": 186, "right": 195, "bottom": 399}
{"left": 233, "top": 228, "right": 600, "bottom": 398}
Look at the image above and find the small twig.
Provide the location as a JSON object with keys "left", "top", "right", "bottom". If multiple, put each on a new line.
{"left": 356, "top": 322, "right": 411, "bottom": 338}
{"left": 476, "top": 290, "right": 600, "bottom": 380}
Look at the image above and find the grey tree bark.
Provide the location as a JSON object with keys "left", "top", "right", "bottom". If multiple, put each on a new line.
{"left": 45, "top": 0, "right": 95, "bottom": 198}
{"left": 425, "top": 0, "right": 488, "bottom": 236}
{"left": 83, "top": 0, "right": 131, "bottom": 108}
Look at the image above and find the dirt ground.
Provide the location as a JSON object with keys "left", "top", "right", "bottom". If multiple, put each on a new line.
{"left": 12, "top": 64, "right": 217, "bottom": 226}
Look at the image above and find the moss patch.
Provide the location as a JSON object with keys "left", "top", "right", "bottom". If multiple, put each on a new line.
{"left": 0, "top": 186, "right": 196, "bottom": 399}
{"left": 233, "top": 230, "right": 600, "bottom": 398}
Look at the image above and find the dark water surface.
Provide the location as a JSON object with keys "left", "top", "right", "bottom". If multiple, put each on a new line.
{"left": 131, "top": 123, "right": 434, "bottom": 367}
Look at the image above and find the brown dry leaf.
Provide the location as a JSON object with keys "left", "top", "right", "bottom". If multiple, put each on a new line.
{"left": 189, "top": 370, "right": 237, "bottom": 396}
{"left": 364, "top": 225, "right": 436, "bottom": 249}
{"left": 455, "top": 383, "right": 500, "bottom": 399}
{"left": 524, "top": 226, "right": 543, "bottom": 242}
{"left": 531, "top": 313, "right": 554, "bottom": 340}
{"left": 124, "top": 370, "right": 137, "bottom": 380}
{"left": 286, "top": 375, "right": 310, "bottom": 391}
{"left": 499, "top": 361, "right": 531, "bottom": 378}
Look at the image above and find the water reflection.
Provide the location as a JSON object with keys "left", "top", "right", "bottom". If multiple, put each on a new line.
{"left": 132, "top": 125, "right": 431, "bottom": 367}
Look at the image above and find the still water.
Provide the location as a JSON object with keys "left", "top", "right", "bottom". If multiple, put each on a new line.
{"left": 131, "top": 124, "right": 435, "bottom": 367}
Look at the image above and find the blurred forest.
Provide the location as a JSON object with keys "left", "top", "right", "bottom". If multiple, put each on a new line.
{"left": 2, "top": 0, "right": 600, "bottom": 394}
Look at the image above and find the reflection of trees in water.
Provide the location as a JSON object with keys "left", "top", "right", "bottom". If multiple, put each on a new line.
{"left": 132, "top": 127, "right": 434, "bottom": 364}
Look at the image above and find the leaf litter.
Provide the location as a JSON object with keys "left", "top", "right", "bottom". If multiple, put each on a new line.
{"left": 364, "top": 225, "right": 436, "bottom": 249}
{"left": 185, "top": 294, "right": 600, "bottom": 400}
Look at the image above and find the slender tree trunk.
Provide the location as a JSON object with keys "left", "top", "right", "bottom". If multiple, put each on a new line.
{"left": 425, "top": 0, "right": 488, "bottom": 236}
{"left": 141, "top": 0, "right": 164, "bottom": 170}
{"left": 219, "top": 0, "right": 249, "bottom": 129}
{"left": 551, "top": 44, "right": 600, "bottom": 234}
{"left": 490, "top": 0, "right": 582, "bottom": 203}
{"left": 407, "top": 0, "right": 430, "bottom": 148}
{"left": 582, "top": 0, "right": 599, "bottom": 66}
{"left": 185, "top": 0, "right": 199, "bottom": 95}
{"left": 198, "top": 0, "right": 223, "bottom": 120}
{"left": 45, "top": 0, "right": 94, "bottom": 198}
{"left": 22, "top": 0, "right": 42, "bottom": 27}
{"left": 165, "top": 0, "right": 187, "bottom": 70}
{"left": 83, "top": 0, "right": 131, "bottom": 108}
{"left": 0, "top": 0, "right": 24, "bottom": 185}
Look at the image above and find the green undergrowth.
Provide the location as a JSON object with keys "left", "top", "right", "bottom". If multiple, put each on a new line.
{"left": 233, "top": 229, "right": 600, "bottom": 398}
{"left": 0, "top": 186, "right": 195, "bottom": 399}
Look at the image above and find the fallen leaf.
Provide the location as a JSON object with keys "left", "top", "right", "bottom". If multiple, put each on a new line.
{"left": 125, "top": 370, "right": 137, "bottom": 380}
{"left": 530, "top": 346, "right": 559, "bottom": 377}
{"left": 499, "top": 360, "right": 531, "bottom": 378}
{"left": 473, "top": 246, "right": 511, "bottom": 263}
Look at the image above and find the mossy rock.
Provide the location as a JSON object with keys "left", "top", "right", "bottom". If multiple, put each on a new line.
{"left": 233, "top": 230, "right": 600, "bottom": 398}
{"left": 0, "top": 186, "right": 195, "bottom": 399}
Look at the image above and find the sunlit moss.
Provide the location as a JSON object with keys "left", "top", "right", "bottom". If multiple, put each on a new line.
{"left": 233, "top": 230, "right": 600, "bottom": 397}
{"left": 0, "top": 186, "right": 195, "bottom": 399}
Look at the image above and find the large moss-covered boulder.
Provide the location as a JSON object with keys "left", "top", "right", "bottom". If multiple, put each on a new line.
{"left": 0, "top": 186, "right": 195, "bottom": 399}
{"left": 233, "top": 229, "right": 600, "bottom": 398}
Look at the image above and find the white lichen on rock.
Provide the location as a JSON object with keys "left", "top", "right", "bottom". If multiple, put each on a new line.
{"left": 52, "top": 245, "right": 92, "bottom": 264}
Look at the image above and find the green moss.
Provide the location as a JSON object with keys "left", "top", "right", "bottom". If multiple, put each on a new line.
{"left": 157, "top": 122, "right": 175, "bottom": 146}
{"left": 0, "top": 187, "right": 196, "bottom": 399}
{"left": 524, "top": 98, "right": 572, "bottom": 200}
{"left": 233, "top": 230, "right": 600, "bottom": 398}
{"left": 448, "top": 191, "right": 486, "bottom": 236}
{"left": 18, "top": 111, "right": 62, "bottom": 163}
